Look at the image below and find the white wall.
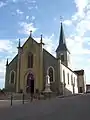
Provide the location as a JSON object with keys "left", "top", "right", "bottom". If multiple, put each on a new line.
{"left": 61, "top": 63, "right": 78, "bottom": 95}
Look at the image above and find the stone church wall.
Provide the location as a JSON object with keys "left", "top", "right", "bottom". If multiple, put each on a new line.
{"left": 5, "top": 55, "right": 17, "bottom": 92}
{"left": 43, "top": 49, "right": 59, "bottom": 92}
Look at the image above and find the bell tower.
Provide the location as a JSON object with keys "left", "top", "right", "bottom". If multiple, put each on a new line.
{"left": 56, "top": 22, "right": 71, "bottom": 68}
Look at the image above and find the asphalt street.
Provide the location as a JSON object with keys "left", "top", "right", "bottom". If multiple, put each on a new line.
{"left": 0, "top": 94, "right": 90, "bottom": 120}
{"left": 0, "top": 100, "right": 29, "bottom": 108}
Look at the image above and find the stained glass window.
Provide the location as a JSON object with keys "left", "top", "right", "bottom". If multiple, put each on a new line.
{"left": 48, "top": 67, "right": 54, "bottom": 82}
{"left": 61, "top": 54, "right": 64, "bottom": 61}
{"left": 10, "top": 71, "right": 15, "bottom": 84}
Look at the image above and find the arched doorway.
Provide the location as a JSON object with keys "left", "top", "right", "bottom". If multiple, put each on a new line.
{"left": 26, "top": 72, "right": 34, "bottom": 94}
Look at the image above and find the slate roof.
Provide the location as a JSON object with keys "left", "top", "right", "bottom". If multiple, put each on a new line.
{"left": 56, "top": 22, "right": 70, "bottom": 53}
{"left": 73, "top": 70, "right": 84, "bottom": 75}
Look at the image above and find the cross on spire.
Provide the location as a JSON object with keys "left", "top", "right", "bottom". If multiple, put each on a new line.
{"left": 60, "top": 16, "right": 63, "bottom": 23}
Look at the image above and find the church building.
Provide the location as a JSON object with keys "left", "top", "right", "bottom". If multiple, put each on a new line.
{"left": 5, "top": 22, "right": 86, "bottom": 95}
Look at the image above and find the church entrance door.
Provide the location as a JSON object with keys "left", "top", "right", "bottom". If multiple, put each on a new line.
{"left": 26, "top": 72, "right": 34, "bottom": 94}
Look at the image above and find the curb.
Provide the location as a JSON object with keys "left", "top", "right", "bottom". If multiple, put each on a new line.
{"left": 58, "top": 93, "right": 82, "bottom": 98}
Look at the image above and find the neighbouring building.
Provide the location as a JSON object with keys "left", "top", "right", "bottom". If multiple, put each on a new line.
{"left": 74, "top": 70, "right": 86, "bottom": 93}
{"left": 86, "top": 84, "right": 90, "bottom": 92}
{"left": 5, "top": 22, "right": 86, "bottom": 95}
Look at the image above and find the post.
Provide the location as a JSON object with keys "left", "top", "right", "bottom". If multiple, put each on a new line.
{"left": 10, "top": 93, "right": 13, "bottom": 106}
{"left": 22, "top": 93, "right": 24, "bottom": 104}
{"left": 38, "top": 92, "right": 40, "bottom": 100}
{"left": 30, "top": 93, "right": 33, "bottom": 102}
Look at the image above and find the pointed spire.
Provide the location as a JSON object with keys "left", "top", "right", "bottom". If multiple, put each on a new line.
{"left": 6, "top": 58, "right": 8, "bottom": 66}
{"left": 59, "top": 22, "right": 66, "bottom": 45}
{"left": 30, "top": 30, "right": 32, "bottom": 37}
{"left": 17, "top": 38, "right": 21, "bottom": 49}
{"left": 18, "top": 39, "right": 21, "bottom": 48}
{"left": 40, "top": 34, "right": 45, "bottom": 45}
{"left": 56, "top": 19, "right": 70, "bottom": 53}
{"left": 40, "top": 34, "right": 43, "bottom": 43}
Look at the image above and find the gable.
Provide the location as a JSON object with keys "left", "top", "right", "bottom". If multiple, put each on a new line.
{"left": 22, "top": 36, "right": 40, "bottom": 52}
{"left": 43, "top": 49, "right": 56, "bottom": 60}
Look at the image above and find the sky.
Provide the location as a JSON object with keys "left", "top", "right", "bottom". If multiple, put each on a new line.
{"left": 0, "top": 0, "right": 90, "bottom": 88}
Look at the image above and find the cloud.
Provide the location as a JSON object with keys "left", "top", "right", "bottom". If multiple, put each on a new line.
{"left": 16, "top": 9, "right": 24, "bottom": 15}
{"left": 27, "top": 0, "right": 36, "bottom": 4}
{"left": 63, "top": 0, "right": 90, "bottom": 83}
{"left": 0, "top": 1, "right": 7, "bottom": 8}
{"left": 26, "top": 16, "right": 29, "bottom": 20}
{"left": 0, "top": 39, "right": 18, "bottom": 88}
{"left": 12, "top": 0, "right": 17, "bottom": 2}
{"left": 28, "top": 6, "right": 33, "bottom": 10}
{"left": 18, "top": 22, "right": 37, "bottom": 35}
{"left": 63, "top": 20, "right": 72, "bottom": 26}
{"left": 34, "top": 33, "right": 56, "bottom": 56}
{"left": 0, "top": 40, "right": 13, "bottom": 52}
{"left": 74, "top": 0, "right": 88, "bottom": 17}
{"left": 31, "top": 16, "right": 35, "bottom": 20}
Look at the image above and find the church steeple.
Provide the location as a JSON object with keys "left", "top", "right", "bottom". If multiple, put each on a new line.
{"left": 56, "top": 22, "right": 69, "bottom": 53}
{"left": 56, "top": 21, "right": 71, "bottom": 67}
{"left": 59, "top": 22, "right": 66, "bottom": 44}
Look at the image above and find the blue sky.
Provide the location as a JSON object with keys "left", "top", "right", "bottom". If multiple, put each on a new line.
{"left": 0, "top": 0, "right": 90, "bottom": 88}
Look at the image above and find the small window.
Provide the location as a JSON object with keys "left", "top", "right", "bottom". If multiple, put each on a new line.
{"left": 63, "top": 70, "right": 65, "bottom": 85}
{"left": 68, "top": 55, "right": 70, "bottom": 62}
{"left": 71, "top": 75, "right": 73, "bottom": 85}
{"left": 74, "top": 77, "right": 75, "bottom": 85}
{"left": 28, "top": 52, "right": 33, "bottom": 68}
{"left": 67, "top": 73, "right": 69, "bottom": 84}
{"left": 61, "top": 54, "right": 64, "bottom": 61}
{"left": 10, "top": 71, "right": 15, "bottom": 84}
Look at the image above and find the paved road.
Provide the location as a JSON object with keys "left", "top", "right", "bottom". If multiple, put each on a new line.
{"left": 0, "top": 94, "right": 90, "bottom": 120}
{"left": 0, "top": 100, "right": 29, "bottom": 108}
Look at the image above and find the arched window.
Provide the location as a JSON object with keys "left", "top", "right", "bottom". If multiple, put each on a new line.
{"left": 28, "top": 52, "right": 33, "bottom": 68}
{"left": 67, "top": 73, "right": 69, "bottom": 84}
{"left": 10, "top": 71, "right": 15, "bottom": 84}
{"left": 61, "top": 53, "right": 64, "bottom": 61}
{"left": 74, "top": 77, "right": 75, "bottom": 85}
{"left": 71, "top": 75, "right": 73, "bottom": 85}
{"left": 63, "top": 70, "right": 65, "bottom": 84}
{"left": 48, "top": 67, "right": 54, "bottom": 82}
